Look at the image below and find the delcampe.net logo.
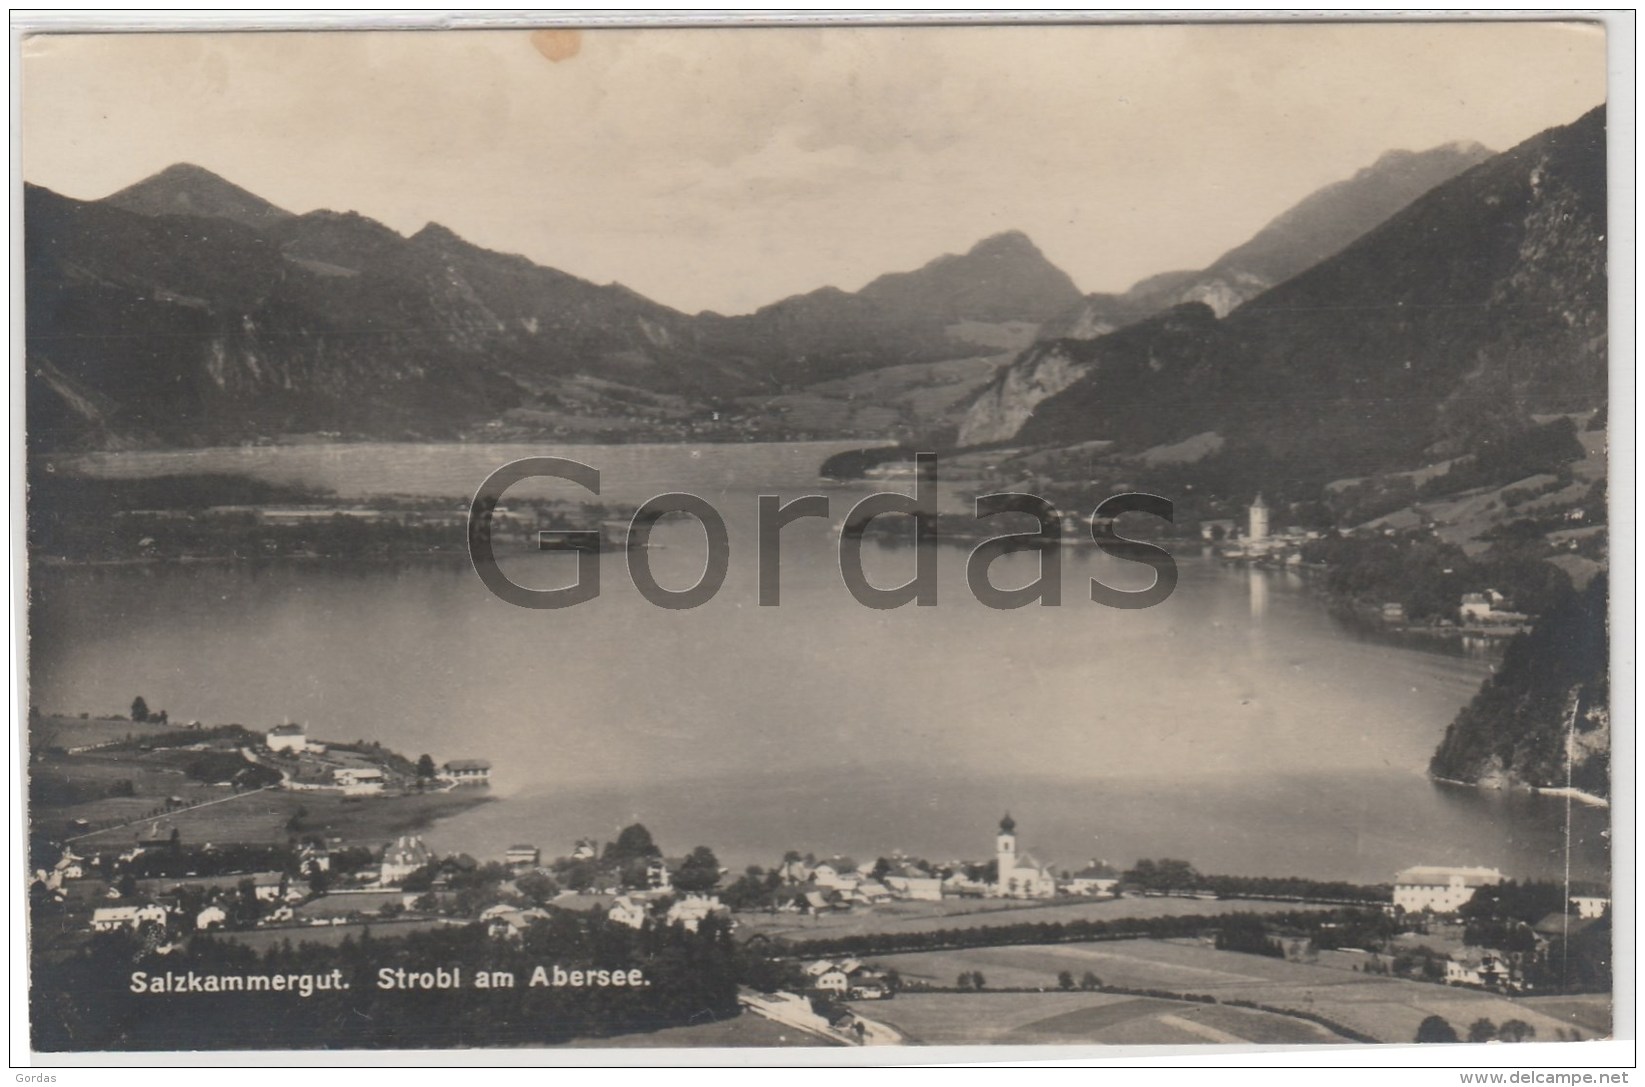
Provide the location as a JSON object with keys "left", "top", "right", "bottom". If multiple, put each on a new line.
{"left": 467, "top": 453, "right": 1176, "bottom": 611}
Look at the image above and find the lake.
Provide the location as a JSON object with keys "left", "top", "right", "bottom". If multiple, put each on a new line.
{"left": 30, "top": 441, "right": 1609, "bottom": 883}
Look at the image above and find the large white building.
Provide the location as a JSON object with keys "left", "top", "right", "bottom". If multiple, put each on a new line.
{"left": 990, "top": 814, "right": 1056, "bottom": 899}
{"left": 380, "top": 835, "right": 434, "bottom": 884}
{"left": 1393, "top": 865, "right": 1504, "bottom": 914}
{"left": 266, "top": 722, "right": 311, "bottom": 754}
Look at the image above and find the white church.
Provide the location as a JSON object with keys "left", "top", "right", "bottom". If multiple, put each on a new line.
{"left": 990, "top": 813, "right": 1057, "bottom": 899}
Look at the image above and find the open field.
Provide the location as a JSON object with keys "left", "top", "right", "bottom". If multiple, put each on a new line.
{"left": 32, "top": 714, "right": 187, "bottom": 752}
{"left": 736, "top": 895, "right": 1329, "bottom": 942}
{"left": 870, "top": 991, "right": 1344, "bottom": 1046}
{"left": 557, "top": 1011, "right": 845, "bottom": 1048}
{"left": 868, "top": 939, "right": 1610, "bottom": 1044}
{"left": 62, "top": 784, "right": 492, "bottom": 849}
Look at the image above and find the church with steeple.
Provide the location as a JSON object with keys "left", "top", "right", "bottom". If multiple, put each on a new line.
{"left": 989, "top": 813, "right": 1057, "bottom": 899}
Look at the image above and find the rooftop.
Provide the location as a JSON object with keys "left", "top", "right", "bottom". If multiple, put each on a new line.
{"left": 1394, "top": 865, "right": 1504, "bottom": 887}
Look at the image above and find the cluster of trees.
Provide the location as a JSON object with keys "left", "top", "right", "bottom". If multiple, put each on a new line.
{"left": 1122, "top": 858, "right": 1202, "bottom": 893}
{"left": 1415, "top": 1015, "right": 1538, "bottom": 1044}
{"left": 1431, "top": 574, "right": 1610, "bottom": 795}
{"left": 1197, "top": 872, "right": 1390, "bottom": 906}
{"left": 1213, "top": 914, "right": 1285, "bottom": 958}
{"left": 1416, "top": 417, "right": 1585, "bottom": 500}
{"left": 544, "top": 824, "right": 721, "bottom": 896}
{"left": 1459, "top": 879, "right": 1570, "bottom": 951}
{"left": 129, "top": 697, "right": 167, "bottom": 725}
{"left": 33, "top": 909, "right": 742, "bottom": 1051}
{"left": 1301, "top": 533, "right": 1574, "bottom": 624}
{"left": 779, "top": 908, "right": 1356, "bottom": 960}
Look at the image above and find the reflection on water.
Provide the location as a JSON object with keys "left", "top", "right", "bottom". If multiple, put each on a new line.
{"left": 1249, "top": 567, "right": 1269, "bottom": 621}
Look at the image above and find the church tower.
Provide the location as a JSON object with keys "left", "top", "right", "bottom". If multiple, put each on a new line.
{"left": 995, "top": 813, "right": 1017, "bottom": 894}
{"left": 1248, "top": 493, "right": 1270, "bottom": 542}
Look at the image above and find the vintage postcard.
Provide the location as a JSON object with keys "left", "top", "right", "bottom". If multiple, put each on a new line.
{"left": 16, "top": 17, "right": 1622, "bottom": 1063}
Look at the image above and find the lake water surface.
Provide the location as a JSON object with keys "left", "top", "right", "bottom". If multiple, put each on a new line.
{"left": 32, "top": 441, "right": 1609, "bottom": 883}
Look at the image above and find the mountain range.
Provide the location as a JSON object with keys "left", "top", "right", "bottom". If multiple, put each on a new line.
{"left": 962, "top": 106, "right": 1607, "bottom": 489}
{"left": 25, "top": 114, "right": 1599, "bottom": 461}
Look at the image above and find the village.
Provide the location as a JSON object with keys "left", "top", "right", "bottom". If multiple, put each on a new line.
{"left": 31, "top": 718, "right": 1611, "bottom": 1030}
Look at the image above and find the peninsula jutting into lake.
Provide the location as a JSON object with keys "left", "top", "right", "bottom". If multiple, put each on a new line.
{"left": 22, "top": 22, "right": 1613, "bottom": 1056}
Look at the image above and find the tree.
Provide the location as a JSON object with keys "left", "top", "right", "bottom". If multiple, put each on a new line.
{"left": 1079, "top": 971, "right": 1102, "bottom": 991}
{"left": 515, "top": 870, "right": 559, "bottom": 906}
{"left": 605, "top": 824, "right": 661, "bottom": 865}
{"left": 971, "top": 971, "right": 987, "bottom": 991}
{"left": 131, "top": 697, "right": 150, "bottom": 723}
{"left": 1415, "top": 1015, "right": 1460, "bottom": 1043}
{"left": 673, "top": 846, "right": 721, "bottom": 893}
{"left": 1057, "top": 970, "right": 1076, "bottom": 991}
{"left": 957, "top": 972, "right": 974, "bottom": 991}
{"left": 1498, "top": 1019, "right": 1536, "bottom": 1043}
{"left": 416, "top": 754, "right": 436, "bottom": 780}
{"left": 1467, "top": 1018, "right": 1498, "bottom": 1043}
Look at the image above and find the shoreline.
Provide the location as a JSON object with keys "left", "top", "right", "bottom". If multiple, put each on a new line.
{"left": 1432, "top": 774, "right": 1610, "bottom": 810}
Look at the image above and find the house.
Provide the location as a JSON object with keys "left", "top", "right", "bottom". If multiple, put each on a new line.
{"left": 780, "top": 890, "right": 835, "bottom": 914}
{"left": 1459, "top": 591, "right": 1530, "bottom": 628}
{"left": 813, "top": 968, "right": 850, "bottom": 994}
{"left": 379, "top": 836, "right": 434, "bottom": 884}
{"left": 1392, "top": 866, "right": 1504, "bottom": 914}
{"left": 332, "top": 766, "right": 385, "bottom": 793}
{"left": 1066, "top": 862, "right": 1121, "bottom": 897}
{"left": 441, "top": 759, "right": 491, "bottom": 785}
{"left": 665, "top": 895, "right": 729, "bottom": 933}
{"left": 776, "top": 858, "right": 814, "bottom": 885}
{"left": 250, "top": 872, "right": 288, "bottom": 902}
{"left": 1445, "top": 949, "right": 1526, "bottom": 991}
{"left": 943, "top": 871, "right": 988, "bottom": 897}
{"left": 265, "top": 722, "right": 311, "bottom": 754}
{"left": 298, "top": 843, "right": 331, "bottom": 873}
{"left": 483, "top": 905, "right": 550, "bottom": 938}
{"left": 990, "top": 814, "right": 1056, "bottom": 899}
{"left": 504, "top": 844, "right": 541, "bottom": 869}
{"left": 1569, "top": 882, "right": 1610, "bottom": 918}
{"left": 853, "top": 880, "right": 893, "bottom": 904}
{"left": 1381, "top": 602, "right": 1407, "bottom": 623}
{"left": 645, "top": 857, "right": 672, "bottom": 891}
{"left": 571, "top": 838, "right": 598, "bottom": 861}
{"left": 811, "top": 862, "right": 859, "bottom": 891}
{"left": 608, "top": 896, "right": 648, "bottom": 930}
{"left": 1533, "top": 912, "right": 1596, "bottom": 946}
{"left": 195, "top": 905, "right": 227, "bottom": 931}
{"left": 91, "top": 904, "right": 167, "bottom": 932}
{"left": 885, "top": 866, "right": 943, "bottom": 901}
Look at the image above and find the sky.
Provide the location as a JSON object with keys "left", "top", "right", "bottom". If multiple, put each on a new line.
{"left": 21, "top": 21, "right": 1607, "bottom": 315}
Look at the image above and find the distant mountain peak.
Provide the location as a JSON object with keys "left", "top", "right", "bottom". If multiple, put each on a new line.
{"left": 410, "top": 221, "right": 467, "bottom": 248}
{"left": 968, "top": 229, "right": 1039, "bottom": 256}
{"left": 104, "top": 162, "right": 293, "bottom": 230}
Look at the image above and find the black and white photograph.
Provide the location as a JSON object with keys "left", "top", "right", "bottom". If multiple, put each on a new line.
{"left": 15, "top": 16, "right": 1625, "bottom": 1064}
